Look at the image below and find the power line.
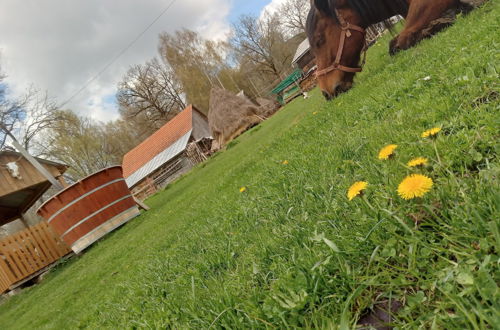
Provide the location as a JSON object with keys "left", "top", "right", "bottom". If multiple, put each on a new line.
{"left": 59, "top": 0, "right": 178, "bottom": 109}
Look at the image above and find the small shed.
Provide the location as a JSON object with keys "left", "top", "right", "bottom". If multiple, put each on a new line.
{"left": 0, "top": 151, "right": 68, "bottom": 226}
{"left": 0, "top": 151, "right": 71, "bottom": 294}
{"left": 122, "top": 105, "right": 211, "bottom": 200}
{"left": 292, "top": 38, "right": 315, "bottom": 73}
{"left": 290, "top": 38, "right": 318, "bottom": 96}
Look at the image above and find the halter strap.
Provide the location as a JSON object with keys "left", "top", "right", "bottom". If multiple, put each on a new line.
{"left": 316, "top": 11, "right": 366, "bottom": 77}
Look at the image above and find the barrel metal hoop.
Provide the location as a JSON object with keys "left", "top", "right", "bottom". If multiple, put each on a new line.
{"left": 61, "top": 194, "right": 134, "bottom": 238}
{"left": 47, "top": 178, "right": 126, "bottom": 223}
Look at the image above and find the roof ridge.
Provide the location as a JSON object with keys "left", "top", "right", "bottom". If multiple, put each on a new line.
{"left": 123, "top": 106, "right": 192, "bottom": 159}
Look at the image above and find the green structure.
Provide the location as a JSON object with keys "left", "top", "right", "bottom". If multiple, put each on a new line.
{"left": 271, "top": 69, "right": 303, "bottom": 105}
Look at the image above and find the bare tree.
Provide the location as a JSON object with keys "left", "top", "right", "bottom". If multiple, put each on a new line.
{"left": 230, "top": 14, "right": 302, "bottom": 91}
{"left": 19, "top": 87, "right": 66, "bottom": 154}
{"left": 117, "top": 57, "right": 186, "bottom": 129}
{"left": 42, "top": 111, "right": 132, "bottom": 180}
{"left": 278, "top": 0, "right": 311, "bottom": 35}
{"left": 232, "top": 15, "right": 282, "bottom": 79}
{"left": 159, "top": 29, "right": 231, "bottom": 111}
{"left": 0, "top": 72, "right": 27, "bottom": 149}
{"left": 0, "top": 63, "right": 64, "bottom": 153}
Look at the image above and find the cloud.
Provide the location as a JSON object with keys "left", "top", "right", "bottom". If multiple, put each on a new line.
{"left": 0, "top": 0, "right": 231, "bottom": 122}
{"left": 260, "top": 0, "right": 287, "bottom": 18}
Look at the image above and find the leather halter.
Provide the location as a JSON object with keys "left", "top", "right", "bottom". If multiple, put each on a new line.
{"left": 316, "top": 11, "right": 366, "bottom": 77}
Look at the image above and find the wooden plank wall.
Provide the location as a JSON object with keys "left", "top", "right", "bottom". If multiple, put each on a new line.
{"left": 0, "top": 222, "right": 71, "bottom": 293}
{"left": 131, "top": 158, "right": 185, "bottom": 201}
{"left": 0, "top": 154, "right": 61, "bottom": 198}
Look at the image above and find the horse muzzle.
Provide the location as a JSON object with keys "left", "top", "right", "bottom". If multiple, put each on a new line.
{"left": 322, "top": 82, "right": 352, "bottom": 101}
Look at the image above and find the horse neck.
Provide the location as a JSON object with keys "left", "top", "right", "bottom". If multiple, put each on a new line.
{"left": 350, "top": 0, "right": 408, "bottom": 26}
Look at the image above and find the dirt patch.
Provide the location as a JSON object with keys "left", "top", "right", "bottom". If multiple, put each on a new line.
{"left": 358, "top": 300, "right": 403, "bottom": 330}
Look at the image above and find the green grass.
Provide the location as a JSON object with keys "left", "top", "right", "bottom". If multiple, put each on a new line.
{"left": 1, "top": 3, "right": 499, "bottom": 328}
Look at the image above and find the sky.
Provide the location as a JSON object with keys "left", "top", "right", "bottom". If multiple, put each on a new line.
{"left": 0, "top": 0, "right": 287, "bottom": 122}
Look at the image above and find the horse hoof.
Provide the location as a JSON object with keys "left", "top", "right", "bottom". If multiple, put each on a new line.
{"left": 389, "top": 39, "right": 400, "bottom": 56}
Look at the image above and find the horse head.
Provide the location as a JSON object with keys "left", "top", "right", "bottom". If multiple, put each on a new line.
{"left": 307, "top": 0, "right": 366, "bottom": 100}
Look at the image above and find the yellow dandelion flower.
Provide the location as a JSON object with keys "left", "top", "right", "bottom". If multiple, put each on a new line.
{"left": 407, "top": 157, "right": 429, "bottom": 167}
{"left": 347, "top": 181, "right": 368, "bottom": 201}
{"left": 378, "top": 144, "right": 398, "bottom": 160}
{"left": 282, "top": 160, "right": 289, "bottom": 165}
{"left": 398, "top": 174, "right": 433, "bottom": 200}
{"left": 239, "top": 187, "right": 247, "bottom": 193}
{"left": 422, "top": 127, "right": 442, "bottom": 138}
{"left": 313, "top": 111, "right": 318, "bottom": 115}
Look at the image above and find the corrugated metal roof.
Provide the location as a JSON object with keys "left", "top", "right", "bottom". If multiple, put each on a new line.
{"left": 122, "top": 105, "right": 194, "bottom": 178}
{"left": 125, "top": 131, "right": 192, "bottom": 188}
{"left": 292, "top": 38, "right": 311, "bottom": 64}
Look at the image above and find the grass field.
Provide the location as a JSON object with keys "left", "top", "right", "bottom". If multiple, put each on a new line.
{"left": 1, "top": 3, "right": 499, "bottom": 328}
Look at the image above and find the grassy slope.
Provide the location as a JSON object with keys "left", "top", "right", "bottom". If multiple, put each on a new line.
{"left": 1, "top": 3, "right": 499, "bottom": 328}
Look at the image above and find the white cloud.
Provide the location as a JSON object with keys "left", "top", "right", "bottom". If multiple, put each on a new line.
{"left": 0, "top": 0, "right": 231, "bottom": 122}
{"left": 260, "top": 0, "right": 287, "bottom": 19}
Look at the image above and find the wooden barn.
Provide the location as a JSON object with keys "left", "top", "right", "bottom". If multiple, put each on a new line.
{"left": 0, "top": 150, "right": 71, "bottom": 294}
{"left": 0, "top": 150, "right": 68, "bottom": 226}
{"left": 292, "top": 38, "right": 315, "bottom": 73}
{"left": 291, "top": 38, "right": 317, "bottom": 94}
{"left": 122, "top": 105, "right": 211, "bottom": 200}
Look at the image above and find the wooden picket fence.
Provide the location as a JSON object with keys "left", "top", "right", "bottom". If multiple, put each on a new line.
{"left": 0, "top": 221, "right": 71, "bottom": 294}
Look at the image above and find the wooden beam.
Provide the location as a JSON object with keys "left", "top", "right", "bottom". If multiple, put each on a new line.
{"left": 57, "top": 176, "right": 69, "bottom": 188}
{"left": 1, "top": 124, "right": 63, "bottom": 191}
{"left": 19, "top": 216, "right": 30, "bottom": 229}
{"left": 133, "top": 197, "right": 150, "bottom": 211}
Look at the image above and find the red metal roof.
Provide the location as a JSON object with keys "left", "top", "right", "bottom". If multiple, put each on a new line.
{"left": 122, "top": 105, "right": 194, "bottom": 178}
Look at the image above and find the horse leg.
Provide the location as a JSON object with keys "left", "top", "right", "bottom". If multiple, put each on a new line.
{"left": 389, "top": 0, "right": 459, "bottom": 55}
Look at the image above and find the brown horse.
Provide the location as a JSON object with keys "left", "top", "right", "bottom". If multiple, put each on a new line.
{"left": 307, "top": 0, "right": 474, "bottom": 100}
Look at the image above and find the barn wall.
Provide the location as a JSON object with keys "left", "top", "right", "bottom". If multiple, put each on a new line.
{"left": 162, "top": 156, "right": 193, "bottom": 187}
{"left": 0, "top": 154, "right": 62, "bottom": 198}
{"left": 297, "top": 52, "right": 315, "bottom": 71}
{"left": 131, "top": 153, "right": 193, "bottom": 200}
{"left": 192, "top": 110, "right": 211, "bottom": 141}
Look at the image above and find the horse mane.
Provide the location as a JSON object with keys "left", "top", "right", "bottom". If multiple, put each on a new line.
{"left": 309, "top": 0, "right": 408, "bottom": 28}
{"left": 344, "top": 0, "right": 408, "bottom": 23}
{"left": 306, "top": 8, "right": 319, "bottom": 42}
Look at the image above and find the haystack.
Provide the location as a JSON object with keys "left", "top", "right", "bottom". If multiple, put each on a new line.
{"left": 256, "top": 98, "right": 279, "bottom": 118}
{"left": 208, "top": 88, "right": 279, "bottom": 150}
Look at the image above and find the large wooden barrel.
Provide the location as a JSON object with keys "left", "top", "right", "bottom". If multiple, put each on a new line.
{"left": 37, "top": 166, "right": 140, "bottom": 254}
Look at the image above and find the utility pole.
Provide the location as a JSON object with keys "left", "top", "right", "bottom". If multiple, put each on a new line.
{"left": 0, "top": 123, "right": 64, "bottom": 191}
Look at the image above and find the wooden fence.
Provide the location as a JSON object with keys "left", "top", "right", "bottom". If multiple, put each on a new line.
{"left": 0, "top": 221, "right": 71, "bottom": 294}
